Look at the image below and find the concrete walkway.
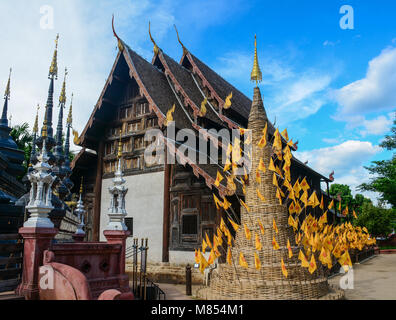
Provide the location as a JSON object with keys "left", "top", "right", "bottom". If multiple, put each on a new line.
{"left": 329, "top": 254, "right": 396, "bottom": 300}
{"left": 158, "top": 284, "right": 202, "bottom": 300}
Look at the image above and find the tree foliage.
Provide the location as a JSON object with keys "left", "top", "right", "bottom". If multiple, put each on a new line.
{"left": 10, "top": 123, "right": 33, "bottom": 179}
{"left": 355, "top": 202, "right": 396, "bottom": 237}
{"left": 358, "top": 113, "right": 396, "bottom": 208}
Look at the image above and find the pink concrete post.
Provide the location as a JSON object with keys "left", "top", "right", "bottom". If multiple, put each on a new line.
{"left": 103, "top": 230, "right": 130, "bottom": 274}
{"left": 103, "top": 230, "right": 130, "bottom": 293}
{"left": 16, "top": 227, "right": 58, "bottom": 300}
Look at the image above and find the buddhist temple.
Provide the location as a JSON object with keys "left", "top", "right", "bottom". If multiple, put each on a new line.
{"left": 71, "top": 21, "right": 335, "bottom": 266}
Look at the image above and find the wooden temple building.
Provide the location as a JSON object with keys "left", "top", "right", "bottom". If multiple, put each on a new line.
{"left": 71, "top": 23, "right": 334, "bottom": 265}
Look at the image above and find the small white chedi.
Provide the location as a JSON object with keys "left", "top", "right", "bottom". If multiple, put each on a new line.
{"left": 106, "top": 136, "right": 128, "bottom": 231}
{"left": 74, "top": 180, "right": 86, "bottom": 235}
{"left": 24, "top": 139, "right": 56, "bottom": 228}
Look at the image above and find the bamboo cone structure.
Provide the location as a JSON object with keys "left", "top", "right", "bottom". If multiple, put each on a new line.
{"left": 197, "top": 87, "right": 344, "bottom": 300}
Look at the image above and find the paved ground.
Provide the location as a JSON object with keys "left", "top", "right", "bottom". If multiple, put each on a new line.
{"left": 158, "top": 284, "right": 202, "bottom": 300}
{"left": 329, "top": 254, "right": 396, "bottom": 300}
{"left": 159, "top": 254, "right": 396, "bottom": 300}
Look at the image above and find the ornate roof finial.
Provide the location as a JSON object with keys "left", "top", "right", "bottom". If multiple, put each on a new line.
{"left": 1, "top": 68, "right": 12, "bottom": 126}
{"left": 49, "top": 34, "right": 59, "bottom": 79}
{"left": 149, "top": 22, "right": 160, "bottom": 55}
{"left": 67, "top": 93, "right": 73, "bottom": 125}
{"left": 33, "top": 104, "right": 40, "bottom": 134}
{"left": 4, "top": 68, "right": 11, "bottom": 99}
{"left": 112, "top": 15, "right": 125, "bottom": 52}
{"left": 174, "top": 25, "right": 188, "bottom": 56}
{"left": 59, "top": 68, "right": 68, "bottom": 105}
{"left": 117, "top": 129, "right": 123, "bottom": 159}
{"left": 251, "top": 35, "right": 262, "bottom": 86}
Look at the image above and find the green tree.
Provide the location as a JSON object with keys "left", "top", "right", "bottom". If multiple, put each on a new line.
{"left": 355, "top": 202, "right": 396, "bottom": 237}
{"left": 10, "top": 123, "right": 33, "bottom": 179}
{"left": 358, "top": 113, "right": 396, "bottom": 208}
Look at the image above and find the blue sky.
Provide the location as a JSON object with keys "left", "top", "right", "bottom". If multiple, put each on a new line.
{"left": 0, "top": 0, "right": 395, "bottom": 202}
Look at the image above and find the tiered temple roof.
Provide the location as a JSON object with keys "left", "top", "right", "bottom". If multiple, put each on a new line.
{"left": 74, "top": 23, "right": 331, "bottom": 197}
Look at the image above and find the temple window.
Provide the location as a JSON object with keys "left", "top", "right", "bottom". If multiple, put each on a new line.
{"left": 182, "top": 214, "right": 198, "bottom": 235}
{"left": 135, "top": 102, "right": 149, "bottom": 117}
{"left": 128, "top": 121, "right": 142, "bottom": 133}
{"left": 134, "top": 136, "right": 144, "bottom": 150}
{"left": 146, "top": 117, "right": 158, "bottom": 128}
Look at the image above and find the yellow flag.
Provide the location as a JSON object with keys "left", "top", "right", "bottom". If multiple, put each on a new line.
{"left": 199, "top": 251, "right": 208, "bottom": 274}
{"left": 319, "top": 211, "right": 328, "bottom": 226}
{"left": 273, "top": 129, "right": 282, "bottom": 151}
{"left": 195, "top": 249, "right": 200, "bottom": 264}
{"left": 223, "top": 157, "right": 232, "bottom": 172}
{"left": 258, "top": 123, "right": 268, "bottom": 148}
{"left": 207, "top": 249, "right": 215, "bottom": 265}
{"left": 319, "top": 195, "right": 324, "bottom": 210}
{"left": 258, "top": 220, "right": 265, "bottom": 235}
{"left": 205, "top": 233, "right": 212, "bottom": 249}
{"left": 258, "top": 158, "right": 266, "bottom": 172}
{"left": 299, "top": 250, "right": 309, "bottom": 268}
{"left": 200, "top": 98, "right": 207, "bottom": 117}
{"left": 213, "top": 194, "right": 223, "bottom": 210}
{"left": 289, "top": 202, "right": 295, "bottom": 214}
{"left": 165, "top": 104, "right": 176, "bottom": 125}
{"left": 308, "top": 191, "right": 320, "bottom": 208}
{"left": 272, "top": 236, "right": 280, "bottom": 250}
{"left": 328, "top": 199, "right": 334, "bottom": 210}
{"left": 226, "top": 246, "right": 232, "bottom": 265}
{"left": 268, "top": 158, "right": 276, "bottom": 172}
{"left": 353, "top": 210, "right": 357, "bottom": 219}
{"left": 281, "top": 128, "right": 289, "bottom": 141}
{"left": 254, "top": 252, "right": 261, "bottom": 270}
{"left": 281, "top": 258, "right": 288, "bottom": 278}
{"left": 257, "top": 188, "right": 266, "bottom": 202}
{"left": 240, "top": 199, "right": 250, "bottom": 213}
{"left": 228, "top": 218, "right": 239, "bottom": 232}
{"left": 214, "top": 171, "right": 224, "bottom": 187}
{"left": 223, "top": 197, "right": 232, "bottom": 210}
{"left": 220, "top": 218, "right": 226, "bottom": 232}
{"left": 239, "top": 252, "right": 248, "bottom": 268}
{"left": 293, "top": 179, "right": 301, "bottom": 194}
{"left": 244, "top": 223, "right": 251, "bottom": 240}
{"left": 300, "top": 177, "right": 310, "bottom": 192}
{"left": 224, "top": 92, "right": 233, "bottom": 109}
{"left": 287, "top": 239, "right": 293, "bottom": 258}
{"left": 276, "top": 188, "right": 282, "bottom": 205}
{"left": 273, "top": 218, "right": 279, "bottom": 234}
{"left": 255, "top": 233, "right": 262, "bottom": 251}
{"left": 272, "top": 173, "right": 279, "bottom": 188}
{"left": 256, "top": 170, "right": 262, "bottom": 184}
{"left": 202, "top": 238, "right": 208, "bottom": 254}
{"left": 300, "top": 190, "right": 308, "bottom": 207}
{"left": 308, "top": 254, "right": 317, "bottom": 274}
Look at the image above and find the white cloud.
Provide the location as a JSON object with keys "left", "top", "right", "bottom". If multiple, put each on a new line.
{"left": 360, "top": 114, "right": 393, "bottom": 137}
{"left": 335, "top": 46, "right": 396, "bottom": 115}
{"left": 295, "top": 140, "right": 381, "bottom": 202}
{"left": 323, "top": 40, "right": 339, "bottom": 47}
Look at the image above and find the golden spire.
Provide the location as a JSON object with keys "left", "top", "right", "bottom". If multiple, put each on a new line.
{"left": 174, "top": 25, "right": 188, "bottom": 56}
{"left": 4, "top": 68, "right": 11, "bottom": 99}
{"left": 59, "top": 68, "right": 68, "bottom": 104}
{"left": 42, "top": 121, "right": 48, "bottom": 138}
{"left": 79, "top": 176, "right": 84, "bottom": 195}
{"left": 149, "top": 22, "right": 159, "bottom": 55}
{"left": 250, "top": 35, "right": 262, "bottom": 86}
{"left": 117, "top": 129, "right": 123, "bottom": 159}
{"left": 49, "top": 34, "right": 59, "bottom": 79}
{"left": 67, "top": 93, "right": 73, "bottom": 125}
{"left": 33, "top": 104, "right": 40, "bottom": 133}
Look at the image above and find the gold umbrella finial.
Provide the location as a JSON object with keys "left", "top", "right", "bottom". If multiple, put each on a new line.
{"left": 117, "top": 129, "right": 123, "bottom": 159}
{"left": 250, "top": 34, "right": 262, "bottom": 86}
{"left": 149, "top": 22, "right": 160, "bottom": 55}
{"left": 174, "top": 25, "right": 188, "bottom": 56}
{"left": 33, "top": 104, "right": 40, "bottom": 133}
{"left": 59, "top": 68, "right": 68, "bottom": 104}
{"left": 49, "top": 34, "right": 59, "bottom": 79}
{"left": 67, "top": 93, "right": 73, "bottom": 125}
{"left": 80, "top": 176, "right": 84, "bottom": 195}
{"left": 4, "top": 68, "right": 11, "bottom": 99}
